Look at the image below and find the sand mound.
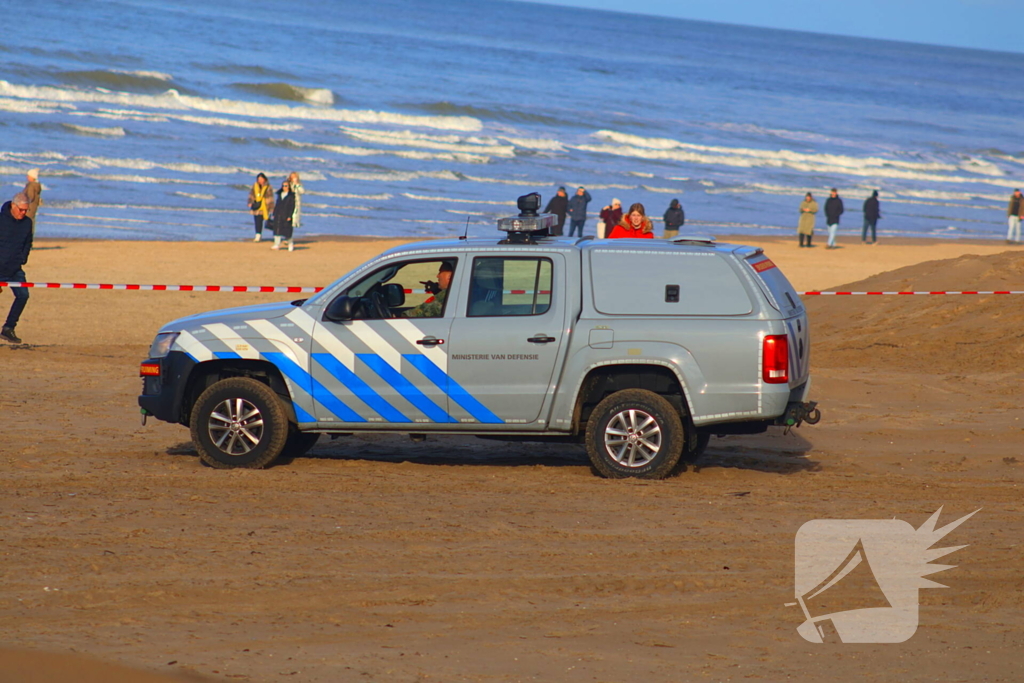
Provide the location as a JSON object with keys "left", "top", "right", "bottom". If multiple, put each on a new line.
{"left": 805, "top": 250, "right": 1024, "bottom": 372}
{"left": 0, "top": 648, "right": 209, "bottom": 682}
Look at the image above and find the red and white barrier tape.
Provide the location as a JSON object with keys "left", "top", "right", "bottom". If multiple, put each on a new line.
{"left": 0, "top": 282, "right": 323, "bottom": 293}
{"left": 1, "top": 282, "right": 1022, "bottom": 296}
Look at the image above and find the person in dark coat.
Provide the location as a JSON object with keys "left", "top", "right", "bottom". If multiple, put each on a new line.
{"left": 599, "top": 198, "right": 622, "bottom": 239}
{"left": 270, "top": 179, "right": 297, "bottom": 251}
{"left": 824, "top": 188, "right": 844, "bottom": 249}
{"left": 862, "top": 190, "right": 881, "bottom": 244}
{"left": 566, "top": 186, "right": 591, "bottom": 237}
{"left": 543, "top": 186, "right": 568, "bottom": 236}
{"left": 663, "top": 199, "right": 685, "bottom": 239}
{"left": 0, "top": 193, "right": 34, "bottom": 343}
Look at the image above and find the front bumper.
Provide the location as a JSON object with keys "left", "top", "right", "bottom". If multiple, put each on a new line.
{"left": 138, "top": 351, "right": 196, "bottom": 425}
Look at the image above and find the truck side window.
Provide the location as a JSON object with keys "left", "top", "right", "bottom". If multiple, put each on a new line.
{"left": 467, "top": 257, "right": 552, "bottom": 317}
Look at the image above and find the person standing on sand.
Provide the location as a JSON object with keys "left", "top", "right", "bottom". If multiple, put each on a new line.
{"left": 288, "top": 171, "right": 304, "bottom": 239}
{"left": 824, "top": 188, "right": 844, "bottom": 249}
{"left": 863, "top": 190, "right": 881, "bottom": 244}
{"left": 797, "top": 192, "right": 818, "bottom": 247}
{"left": 566, "top": 186, "right": 591, "bottom": 237}
{"left": 663, "top": 198, "right": 684, "bottom": 239}
{"left": 271, "top": 179, "right": 296, "bottom": 251}
{"left": 1006, "top": 189, "right": 1023, "bottom": 244}
{"left": 0, "top": 193, "right": 34, "bottom": 344}
{"left": 607, "top": 202, "right": 655, "bottom": 239}
{"left": 23, "top": 169, "right": 42, "bottom": 232}
{"left": 247, "top": 173, "right": 274, "bottom": 242}
{"left": 543, "top": 186, "right": 568, "bottom": 236}
{"left": 599, "top": 199, "right": 623, "bottom": 239}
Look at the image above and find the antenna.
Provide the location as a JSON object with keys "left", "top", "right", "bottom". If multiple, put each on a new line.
{"left": 460, "top": 215, "right": 470, "bottom": 240}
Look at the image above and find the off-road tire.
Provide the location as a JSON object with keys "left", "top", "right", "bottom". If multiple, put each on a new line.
{"left": 190, "top": 377, "right": 289, "bottom": 469}
{"left": 585, "top": 389, "right": 684, "bottom": 479}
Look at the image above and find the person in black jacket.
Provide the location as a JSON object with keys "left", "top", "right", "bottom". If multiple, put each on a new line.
{"left": 862, "top": 190, "right": 881, "bottom": 244}
{"left": 0, "top": 193, "right": 34, "bottom": 343}
{"left": 270, "top": 179, "right": 297, "bottom": 251}
{"left": 543, "top": 186, "right": 568, "bottom": 236}
{"left": 824, "top": 188, "right": 844, "bottom": 249}
{"left": 663, "top": 199, "right": 685, "bottom": 239}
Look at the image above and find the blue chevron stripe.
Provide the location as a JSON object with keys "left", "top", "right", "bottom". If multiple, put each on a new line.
{"left": 357, "top": 354, "right": 456, "bottom": 424}
{"left": 312, "top": 353, "right": 410, "bottom": 423}
{"left": 263, "top": 352, "right": 366, "bottom": 423}
{"left": 214, "top": 351, "right": 242, "bottom": 359}
{"left": 402, "top": 354, "right": 504, "bottom": 424}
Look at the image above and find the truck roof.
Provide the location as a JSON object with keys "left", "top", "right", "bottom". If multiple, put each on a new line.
{"left": 376, "top": 235, "right": 756, "bottom": 258}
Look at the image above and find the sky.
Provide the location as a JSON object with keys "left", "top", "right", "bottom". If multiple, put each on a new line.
{"left": 517, "top": 0, "right": 1023, "bottom": 54}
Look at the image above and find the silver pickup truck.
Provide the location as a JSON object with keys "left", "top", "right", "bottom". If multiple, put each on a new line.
{"left": 139, "top": 195, "right": 817, "bottom": 479}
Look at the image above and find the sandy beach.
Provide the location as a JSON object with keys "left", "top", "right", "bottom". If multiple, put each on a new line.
{"left": 2, "top": 234, "right": 1023, "bottom": 682}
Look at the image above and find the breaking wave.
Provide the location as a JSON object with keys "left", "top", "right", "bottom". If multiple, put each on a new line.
{"left": 231, "top": 82, "right": 336, "bottom": 105}
{"left": 61, "top": 123, "right": 126, "bottom": 137}
{"left": 59, "top": 69, "right": 175, "bottom": 92}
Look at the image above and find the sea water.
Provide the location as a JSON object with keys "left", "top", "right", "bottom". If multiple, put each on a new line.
{"left": 2, "top": 0, "right": 1023, "bottom": 242}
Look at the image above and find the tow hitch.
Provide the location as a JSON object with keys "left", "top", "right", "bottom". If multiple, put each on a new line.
{"left": 778, "top": 401, "right": 820, "bottom": 433}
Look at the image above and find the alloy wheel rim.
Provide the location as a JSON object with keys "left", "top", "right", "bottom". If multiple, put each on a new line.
{"left": 208, "top": 398, "right": 264, "bottom": 456}
{"left": 603, "top": 408, "right": 662, "bottom": 467}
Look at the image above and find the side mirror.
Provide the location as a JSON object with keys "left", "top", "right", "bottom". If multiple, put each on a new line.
{"left": 324, "top": 295, "right": 355, "bottom": 322}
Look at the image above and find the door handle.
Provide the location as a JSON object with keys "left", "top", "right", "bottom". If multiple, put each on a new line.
{"left": 527, "top": 335, "right": 556, "bottom": 344}
{"left": 416, "top": 337, "right": 445, "bottom": 346}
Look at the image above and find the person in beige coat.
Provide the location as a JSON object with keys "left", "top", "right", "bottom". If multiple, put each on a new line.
{"left": 23, "top": 169, "right": 42, "bottom": 230}
{"left": 797, "top": 192, "right": 818, "bottom": 248}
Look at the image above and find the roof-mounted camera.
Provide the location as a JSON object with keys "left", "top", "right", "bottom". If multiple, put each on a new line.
{"left": 498, "top": 192, "right": 557, "bottom": 244}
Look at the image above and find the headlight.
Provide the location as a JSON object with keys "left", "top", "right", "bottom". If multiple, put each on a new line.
{"left": 148, "top": 332, "right": 180, "bottom": 358}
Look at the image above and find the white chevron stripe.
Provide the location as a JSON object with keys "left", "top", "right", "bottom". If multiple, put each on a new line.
{"left": 172, "top": 330, "right": 214, "bottom": 362}
{"left": 348, "top": 320, "right": 402, "bottom": 370}
{"left": 286, "top": 308, "right": 356, "bottom": 369}
{"left": 246, "top": 318, "right": 309, "bottom": 366}
{"left": 203, "top": 323, "right": 261, "bottom": 359}
{"left": 386, "top": 319, "right": 447, "bottom": 373}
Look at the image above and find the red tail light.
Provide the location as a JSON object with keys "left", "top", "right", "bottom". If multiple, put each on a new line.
{"left": 762, "top": 335, "right": 789, "bottom": 384}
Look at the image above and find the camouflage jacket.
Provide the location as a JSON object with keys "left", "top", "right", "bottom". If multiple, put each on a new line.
{"left": 403, "top": 288, "right": 447, "bottom": 318}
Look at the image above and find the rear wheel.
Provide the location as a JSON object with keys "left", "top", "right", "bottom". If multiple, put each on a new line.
{"left": 585, "top": 389, "right": 684, "bottom": 479}
{"left": 190, "top": 377, "right": 289, "bottom": 469}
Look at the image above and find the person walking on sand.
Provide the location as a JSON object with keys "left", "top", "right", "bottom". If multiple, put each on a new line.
{"left": 543, "top": 186, "right": 568, "bottom": 237}
{"left": 863, "top": 190, "right": 881, "bottom": 244}
{"left": 288, "top": 171, "right": 305, "bottom": 239}
{"left": 1006, "top": 189, "right": 1023, "bottom": 244}
{"left": 599, "top": 198, "right": 623, "bottom": 239}
{"left": 663, "top": 198, "right": 684, "bottom": 239}
{"left": 23, "top": 169, "right": 42, "bottom": 233}
{"left": 247, "top": 173, "right": 274, "bottom": 242}
{"left": 566, "top": 186, "right": 591, "bottom": 237}
{"left": 797, "top": 192, "right": 818, "bottom": 247}
{"left": 0, "top": 193, "right": 34, "bottom": 344}
{"left": 270, "top": 179, "right": 296, "bottom": 251}
{"left": 607, "top": 202, "right": 655, "bottom": 239}
{"left": 824, "top": 188, "right": 844, "bottom": 249}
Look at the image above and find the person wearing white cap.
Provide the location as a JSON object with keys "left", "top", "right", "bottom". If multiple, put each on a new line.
{"left": 23, "top": 169, "right": 42, "bottom": 230}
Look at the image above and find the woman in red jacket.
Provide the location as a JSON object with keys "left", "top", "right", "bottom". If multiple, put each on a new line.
{"left": 607, "top": 202, "right": 655, "bottom": 239}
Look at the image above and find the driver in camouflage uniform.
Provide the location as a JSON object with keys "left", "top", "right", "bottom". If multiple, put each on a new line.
{"left": 403, "top": 262, "right": 453, "bottom": 318}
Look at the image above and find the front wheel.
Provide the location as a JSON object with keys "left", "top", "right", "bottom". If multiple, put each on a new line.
{"left": 585, "top": 389, "right": 684, "bottom": 479}
{"left": 190, "top": 377, "right": 290, "bottom": 469}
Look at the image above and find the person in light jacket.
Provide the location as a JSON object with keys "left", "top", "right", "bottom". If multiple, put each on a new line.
{"left": 797, "top": 192, "right": 818, "bottom": 248}
{"left": 247, "top": 173, "right": 275, "bottom": 242}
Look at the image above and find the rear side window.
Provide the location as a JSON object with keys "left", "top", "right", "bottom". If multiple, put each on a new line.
{"left": 468, "top": 257, "right": 553, "bottom": 317}
{"left": 590, "top": 251, "right": 751, "bottom": 316}
{"left": 747, "top": 255, "right": 804, "bottom": 315}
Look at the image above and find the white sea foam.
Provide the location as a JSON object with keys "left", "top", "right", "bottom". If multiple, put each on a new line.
{"left": 579, "top": 131, "right": 1015, "bottom": 187}
{"left": 0, "top": 97, "right": 68, "bottom": 114}
{"left": 629, "top": 171, "right": 655, "bottom": 178}
{"left": 499, "top": 136, "right": 564, "bottom": 151}
{"left": 307, "top": 191, "right": 393, "bottom": 200}
{"left": 641, "top": 185, "right": 684, "bottom": 193}
{"left": 339, "top": 126, "right": 515, "bottom": 157}
{"left": 329, "top": 170, "right": 461, "bottom": 182}
{"left": 0, "top": 80, "right": 483, "bottom": 131}
{"left": 173, "top": 191, "right": 216, "bottom": 200}
{"left": 268, "top": 138, "right": 490, "bottom": 163}
{"left": 114, "top": 70, "right": 174, "bottom": 81}
{"left": 402, "top": 192, "right": 513, "bottom": 206}
{"left": 62, "top": 123, "right": 126, "bottom": 137}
